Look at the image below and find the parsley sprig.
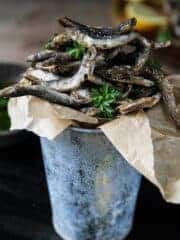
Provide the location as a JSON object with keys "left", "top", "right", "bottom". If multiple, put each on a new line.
{"left": 66, "top": 42, "right": 86, "bottom": 60}
{"left": 91, "top": 84, "right": 121, "bottom": 118}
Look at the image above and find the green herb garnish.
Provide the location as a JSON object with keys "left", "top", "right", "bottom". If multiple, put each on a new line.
{"left": 91, "top": 84, "right": 121, "bottom": 118}
{"left": 146, "top": 58, "right": 162, "bottom": 71}
{"left": 0, "top": 98, "right": 8, "bottom": 108}
{"left": 156, "top": 28, "right": 172, "bottom": 44}
{"left": 0, "top": 98, "right": 10, "bottom": 131}
{"left": 67, "top": 42, "right": 86, "bottom": 60}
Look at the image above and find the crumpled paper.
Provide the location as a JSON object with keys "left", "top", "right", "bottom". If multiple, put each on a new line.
{"left": 8, "top": 95, "right": 180, "bottom": 203}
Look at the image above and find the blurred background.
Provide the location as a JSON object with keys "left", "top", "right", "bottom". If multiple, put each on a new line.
{"left": 0, "top": 0, "right": 109, "bottom": 63}
{"left": 0, "top": 0, "right": 180, "bottom": 239}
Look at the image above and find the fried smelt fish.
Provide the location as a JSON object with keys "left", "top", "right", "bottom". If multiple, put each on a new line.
{"left": 35, "top": 61, "right": 80, "bottom": 75}
{"left": 96, "top": 66, "right": 154, "bottom": 87}
{"left": 27, "top": 50, "right": 74, "bottom": 64}
{"left": 59, "top": 16, "right": 137, "bottom": 37}
{"left": 26, "top": 47, "right": 97, "bottom": 92}
{"left": 53, "top": 17, "right": 137, "bottom": 49}
{"left": 27, "top": 50, "right": 56, "bottom": 62}
{"left": 70, "top": 88, "right": 91, "bottom": 104}
{"left": 117, "top": 93, "right": 161, "bottom": 114}
{"left": 0, "top": 17, "right": 175, "bottom": 126}
{"left": 0, "top": 78, "right": 87, "bottom": 107}
{"left": 45, "top": 47, "right": 96, "bottom": 92}
{"left": 157, "top": 74, "right": 180, "bottom": 128}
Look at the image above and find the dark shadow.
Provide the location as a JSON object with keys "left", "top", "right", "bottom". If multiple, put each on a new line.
{"left": 127, "top": 177, "right": 180, "bottom": 240}
{"left": 0, "top": 133, "right": 60, "bottom": 239}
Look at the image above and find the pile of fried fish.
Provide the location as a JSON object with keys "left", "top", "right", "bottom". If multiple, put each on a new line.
{"left": 0, "top": 17, "right": 179, "bottom": 127}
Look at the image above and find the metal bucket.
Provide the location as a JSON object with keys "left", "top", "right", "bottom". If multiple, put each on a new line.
{"left": 40, "top": 128, "right": 141, "bottom": 240}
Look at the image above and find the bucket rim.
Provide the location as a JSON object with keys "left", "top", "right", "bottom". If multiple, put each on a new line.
{"left": 70, "top": 127, "right": 102, "bottom": 134}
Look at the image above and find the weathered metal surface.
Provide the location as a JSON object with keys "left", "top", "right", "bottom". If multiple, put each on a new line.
{"left": 41, "top": 128, "right": 141, "bottom": 240}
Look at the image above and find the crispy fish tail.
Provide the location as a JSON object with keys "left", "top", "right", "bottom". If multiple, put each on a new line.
{"left": 118, "top": 93, "right": 161, "bottom": 114}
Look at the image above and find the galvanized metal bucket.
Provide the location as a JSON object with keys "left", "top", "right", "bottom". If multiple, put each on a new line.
{"left": 40, "top": 127, "right": 141, "bottom": 240}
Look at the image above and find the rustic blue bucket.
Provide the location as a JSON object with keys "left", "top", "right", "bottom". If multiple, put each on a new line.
{"left": 40, "top": 127, "right": 141, "bottom": 240}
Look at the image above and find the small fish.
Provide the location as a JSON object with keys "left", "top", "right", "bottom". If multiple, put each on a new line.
{"left": 59, "top": 16, "right": 137, "bottom": 39}
{"left": 117, "top": 93, "right": 161, "bottom": 114}
{"left": 53, "top": 17, "right": 138, "bottom": 49}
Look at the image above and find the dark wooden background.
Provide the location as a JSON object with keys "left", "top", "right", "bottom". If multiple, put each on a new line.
{"left": 0, "top": 0, "right": 180, "bottom": 239}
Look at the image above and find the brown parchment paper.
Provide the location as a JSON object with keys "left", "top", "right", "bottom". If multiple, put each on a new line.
{"left": 101, "top": 105, "right": 180, "bottom": 203}
{"left": 8, "top": 96, "right": 180, "bottom": 203}
{"left": 8, "top": 96, "right": 72, "bottom": 140}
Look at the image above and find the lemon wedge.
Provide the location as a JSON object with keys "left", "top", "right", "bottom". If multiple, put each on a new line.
{"left": 125, "top": 2, "right": 168, "bottom": 31}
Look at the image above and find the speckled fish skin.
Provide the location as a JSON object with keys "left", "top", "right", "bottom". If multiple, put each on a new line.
{"left": 59, "top": 16, "right": 137, "bottom": 39}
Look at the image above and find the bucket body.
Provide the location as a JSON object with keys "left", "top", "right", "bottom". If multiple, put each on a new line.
{"left": 40, "top": 128, "right": 141, "bottom": 240}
